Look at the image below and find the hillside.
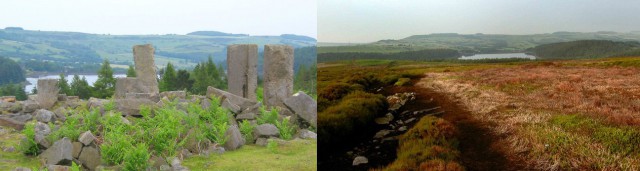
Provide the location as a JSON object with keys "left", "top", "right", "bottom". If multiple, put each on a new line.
{"left": 318, "top": 31, "right": 640, "bottom": 54}
{"left": 528, "top": 40, "right": 640, "bottom": 59}
{"left": 0, "top": 27, "right": 316, "bottom": 72}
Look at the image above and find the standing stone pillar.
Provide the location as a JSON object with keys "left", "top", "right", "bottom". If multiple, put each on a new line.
{"left": 227, "top": 44, "right": 258, "bottom": 100}
{"left": 263, "top": 45, "right": 294, "bottom": 108}
{"left": 133, "top": 44, "right": 159, "bottom": 95}
{"left": 36, "top": 79, "right": 59, "bottom": 109}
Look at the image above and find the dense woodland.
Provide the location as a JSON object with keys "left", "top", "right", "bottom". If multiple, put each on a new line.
{"left": 0, "top": 57, "right": 25, "bottom": 85}
{"left": 317, "top": 49, "right": 460, "bottom": 62}
{"left": 529, "top": 40, "right": 640, "bottom": 59}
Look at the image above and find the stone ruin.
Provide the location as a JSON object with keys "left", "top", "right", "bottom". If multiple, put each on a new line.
{"left": 0, "top": 43, "right": 317, "bottom": 171}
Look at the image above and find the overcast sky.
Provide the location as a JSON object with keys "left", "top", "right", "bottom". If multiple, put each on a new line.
{"left": 0, "top": 0, "right": 317, "bottom": 38}
{"left": 319, "top": 0, "right": 640, "bottom": 43}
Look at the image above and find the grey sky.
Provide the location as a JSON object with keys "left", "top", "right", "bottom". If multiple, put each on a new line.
{"left": 0, "top": 0, "right": 317, "bottom": 38}
{"left": 319, "top": 0, "right": 640, "bottom": 43}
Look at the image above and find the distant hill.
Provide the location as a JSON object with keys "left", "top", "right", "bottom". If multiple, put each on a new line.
{"left": 318, "top": 49, "right": 459, "bottom": 62}
{"left": 528, "top": 40, "right": 640, "bottom": 59}
{"left": 0, "top": 28, "right": 316, "bottom": 73}
{"left": 318, "top": 31, "right": 640, "bottom": 54}
{"left": 187, "top": 31, "right": 248, "bottom": 37}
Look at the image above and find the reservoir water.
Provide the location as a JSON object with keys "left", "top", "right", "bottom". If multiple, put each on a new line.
{"left": 459, "top": 53, "right": 536, "bottom": 60}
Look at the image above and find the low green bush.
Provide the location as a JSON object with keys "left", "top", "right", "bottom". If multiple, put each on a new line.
{"left": 19, "top": 121, "right": 39, "bottom": 155}
{"left": 267, "top": 139, "right": 278, "bottom": 153}
{"left": 318, "top": 91, "right": 387, "bottom": 145}
{"left": 275, "top": 117, "right": 296, "bottom": 140}
{"left": 257, "top": 106, "right": 279, "bottom": 125}
{"left": 239, "top": 120, "right": 256, "bottom": 143}
{"left": 47, "top": 114, "right": 81, "bottom": 142}
{"left": 394, "top": 78, "right": 411, "bottom": 86}
{"left": 123, "top": 143, "right": 151, "bottom": 171}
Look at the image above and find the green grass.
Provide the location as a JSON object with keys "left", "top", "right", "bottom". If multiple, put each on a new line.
{"left": 182, "top": 139, "right": 317, "bottom": 171}
{"left": 550, "top": 114, "right": 640, "bottom": 155}
{"left": 0, "top": 129, "right": 41, "bottom": 170}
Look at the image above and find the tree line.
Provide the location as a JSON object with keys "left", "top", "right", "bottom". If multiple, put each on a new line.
{"left": 317, "top": 49, "right": 460, "bottom": 62}
{"left": 528, "top": 40, "right": 640, "bottom": 59}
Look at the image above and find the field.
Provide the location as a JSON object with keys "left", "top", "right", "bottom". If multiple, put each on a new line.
{"left": 318, "top": 57, "right": 640, "bottom": 170}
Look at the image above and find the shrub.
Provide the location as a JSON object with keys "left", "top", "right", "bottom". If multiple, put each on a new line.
{"left": 19, "top": 121, "right": 39, "bottom": 155}
{"left": 101, "top": 129, "right": 133, "bottom": 164}
{"left": 239, "top": 120, "right": 256, "bottom": 143}
{"left": 123, "top": 143, "right": 151, "bottom": 171}
{"left": 318, "top": 91, "right": 387, "bottom": 145}
{"left": 136, "top": 102, "right": 186, "bottom": 157}
{"left": 394, "top": 78, "right": 411, "bottom": 86}
{"left": 71, "top": 161, "right": 81, "bottom": 171}
{"left": 257, "top": 106, "right": 279, "bottom": 125}
{"left": 80, "top": 108, "right": 101, "bottom": 133}
{"left": 382, "top": 116, "right": 462, "bottom": 170}
{"left": 267, "top": 139, "right": 278, "bottom": 153}
{"left": 101, "top": 112, "right": 133, "bottom": 164}
{"left": 275, "top": 117, "right": 296, "bottom": 140}
{"left": 47, "top": 115, "right": 81, "bottom": 142}
{"left": 200, "top": 97, "right": 229, "bottom": 145}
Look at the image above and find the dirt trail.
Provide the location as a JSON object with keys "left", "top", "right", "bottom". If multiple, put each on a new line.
{"left": 410, "top": 79, "right": 521, "bottom": 170}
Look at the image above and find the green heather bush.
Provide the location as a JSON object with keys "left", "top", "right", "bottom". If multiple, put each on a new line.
{"left": 47, "top": 115, "right": 81, "bottom": 142}
{"left": 275, "top": 117, "right": 296, "bottom": 140}
{"left": 123, "top": 143, "right": 151, "bottom": 171}
{"left": 80, "top": 108, "right": 101, "bottom": 133}
{"left": 136, "top": 102, "right": 186, "bottom": 157}
{"left": 383, "top": 116, "right": 463, "bottom": 170}
{"left": 19, "top": 121, "right": 39, "bottom": 155}
{"left": 200, "top": 97, "right": 229, "bottom": 145}
{"left": 100, "top": 112, "right": 133, "bottom": 164}
{"left": 239, "top": 120, "right": 256, "bottom": 143}
{"left": 394, "top": 78, "right": 411, "bottom": 86}
{"left": 318, "top": 91, "right": 387, "bottom": 145}
{"left": 257, "top": 106, "right": 279, "bottom": 125}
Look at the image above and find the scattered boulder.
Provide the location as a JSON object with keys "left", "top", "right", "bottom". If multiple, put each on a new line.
{"left": 221, "top": 98, "right": 242, "bottom": 114}
{"left": 235, "top": 112, "right": 256, "bottom": 120}
{"left": 3, "top": 146, "right": 16, "bottom": 152}
{"left": 34, "top": 109, "right": 54, "bottom": 123}
{"left": 12, "top": 167, "right": 31, "bottom": 171}
{"left": 352, "top": 156, "right": 368, "bottom": 166}
{"left": 160, "top": 91, "right": 187, "bottom": 100}
{"left": 87, "top": 98, "right": 105, "bottom": 110}
{"left": 53, "top": 107, "right": 67, "bottom": 122}
{"left": 78, "top": 131, "right": 96, "bottom": 146}
{"left": 0, "top": 117, "right": 25, "bottom": 130}
{"left": 72, "top": 142, "right": 83, "bottom": 158}
{"left": 297, "top": 129, "right": 317, "bottom": 139}
{"left": 57, "top": 94, "right": 67, "bottom": 101}
{"left": 207, "top": 86, "right": 257, "bottom": 110}
{"left": 374, "top": 113, "right": 394, "bottom": 125}
{"left": 41, "top": 137, "right": 73, "bottom": 165}
{"left": 149, "top": 155, "right": 169, "bottom": 170}
{"left": 373, "top": 130, "right": 392, "bottom": 139}
{"left": 255, "top": 138, "right": 268, "bottom": 146}
{"left": 78, "top": 146, "right": 101, "bottom": 170}
{"left": 254, "top": 124, "right": 279, "bottom": 138}
{"left": 1, "top": 96, "right": 16, "bottom": 103}
{"left": 0, "top": 101, "right": 22, "bottom": 113}
{"left": 10, "top": 114, "right": 32, "bottom": 123}
{"left": 114, "top": 77, "right": 149, "bottom": 99}
{"left": 22, "top": 100, "right": 40, "bottom": 113}
{"left": 115, "top": 98, "right": 156, "bottom": 116}
{"left": 184, "top": 129, "right": 211, "bottom": 154}
{"left": 223, "top": 125, "right": 245, "bottom": 151}
{"left": 398, "top": 126, "right": 407, "bottom": 132}
{"left": 283, "top": 91, "right": 317, "bottom": 128}
{"left": 46, "top": 165, "right": 70, "bottom": 171}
